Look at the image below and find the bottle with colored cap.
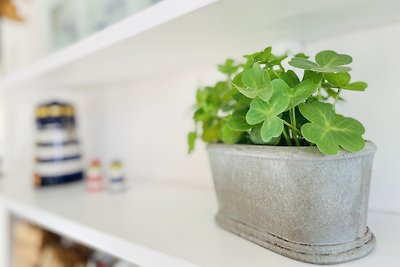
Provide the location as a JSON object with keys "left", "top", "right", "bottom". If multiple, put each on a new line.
{"left": 108, "top": 160, "right": 126, "bottom": 193}
{"left": 86, "top": 159, "right": 104, "bottom": 192}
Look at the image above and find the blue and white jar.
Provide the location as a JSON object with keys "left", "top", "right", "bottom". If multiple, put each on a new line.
{"left": 34, "top": 101, "right": 83, "bottom": 186}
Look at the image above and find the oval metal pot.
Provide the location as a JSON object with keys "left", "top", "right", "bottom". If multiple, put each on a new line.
{"left": 207, "top": 141, "right": 376, "bottom": 264}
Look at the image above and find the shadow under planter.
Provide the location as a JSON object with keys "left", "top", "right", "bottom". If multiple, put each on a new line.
{"left": 207, "top": 141, "right": 376, "bottom": 264}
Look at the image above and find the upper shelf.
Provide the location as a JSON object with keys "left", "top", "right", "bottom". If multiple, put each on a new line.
{"left": 1, "top": 0, "right": 400, "bottom": 90}
{"left": 0, "top": 178, "right": 399, "bottom": 267}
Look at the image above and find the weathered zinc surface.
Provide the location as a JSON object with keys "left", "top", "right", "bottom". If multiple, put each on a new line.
{"left": 207, "top": 142, "right": 376, "bottom": 264}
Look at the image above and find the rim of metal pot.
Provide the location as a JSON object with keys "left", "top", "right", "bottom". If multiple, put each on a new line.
{"left": 206, "top": 140, "right": 376, "bottom": 161}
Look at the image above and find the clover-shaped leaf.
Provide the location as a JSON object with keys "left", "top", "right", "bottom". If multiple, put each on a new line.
{"left": 250, "top": 124, "right": 281, "bottom": 145}
{"left": 244, "top": 47, "right": 272, "bottom": 64}
{"left": 245, "top": 93, "right": 289, "bottom": 142}
{"left": 289, "top": 50, "right": 352, "bottom": 73}
{"left": 299, "top": 102, "right": 365, "bottom": 155}
{"left": 316, "top": 50, "right": 352, "bottom": 67}
{"left": 272, "top": 79, "right": 319, "bottom": 110}
{"left": 221, "top": 124, "right": 243, "bottom": 144}
{"left": 324, "top": 72, "right": 350, "bottom": 87}
{"left": 294, "top": 53, "right": 309, "bottom": 59}
{"left": 342, "top": 82, "right": 368, "bottom": 91}
{"left": 227, "top": 110, "right": 251, "bottom": 131}
{"left": 324, "top": 72, "right": 368, "bottom": 91}
{"left": 303, "top": 70, "right": 323, "bottom": 84}
{"left": 201, "top": 121, "right": 221, "bottom": 143}
{"left": 233, "top": 63, "right": 273, "bottom": 101}
{"left": 278, "top": 70, "right": 300, "bottom": 87}
{"left": 269, "top": 53, "right": 288, "bottom": 66}
{"left": 218, "top": 58, "right": 239, "bottom": 75}
{"left": 288, "top": 57, "right": 319, "bottom": 70}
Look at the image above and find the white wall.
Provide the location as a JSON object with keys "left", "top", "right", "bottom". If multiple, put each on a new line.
{"left": 0, "top": 39, "right": 299, "bottom": 189}
{"left": 0, "top": 0, "right": 49, "bottom": 74}
{"left": 305, "top": 23, "right": 400, "bottom": 214}
{"left": 1, "top": 67, "right": 219, "bottom": 188}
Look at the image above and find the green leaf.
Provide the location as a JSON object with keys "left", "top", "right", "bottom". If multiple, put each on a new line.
{"left": 233, "top": 93, "right": 251, "bottom": 109}
{"left": 244, "top": 47, "right": 287, "bottom": 67}
{"left": 255, "top": 47, "right": 272, "bottom": 63}
{"left": 246, "top": 93, "right": 289, "bottom": 142}
{"left": 269, "top": 53, "right": 288, "bottom": 66}
{"left": 233, "top": 63, "right": 273, "bottom": 101}
{"left": 342, "top": 81, "right": 368, "bottom": 91}
{"left": 218, "top": 59, "right": 239, "bottom": 75}
{"left": 294, "top": 52, "right": 309, "bottom": 59}
{"left": 299, "top": 102, "right": 365, "bottom": 155}
{"left": 290, "top": 51, "right": 352, "bottom": 73}
{"left": 288, "top": 57, "right": 319, "bottom": 70}
{"left": 279, "top": 70, "right": 300, "bottom": 87}
{"left": 220, "top": 88, "right": 237, "bottom": 102}
{"left": 271, "top": 79, "right": 290, "bottom": 94}
{"left": 289, "top": 80, "right": 319, "bottom": 109}
{"left": 303, "top": 70, "right": 323, "bottom": 84}
{"left": 315, "top": 50, "right": 352, "bottom": 68}
{"left": 227, "top": 110, "right": 251, "bottom": 131}
{"left": 324, "top": 72, "right": 351, "bottom": 87}
{"left": 323, "top": 71, "right": 367, "bottom": 91}
{"left": 187, "top": 132, "right": 197, "bottom": 153}
{"left": 221, "top": 124, "right": 243, "bottom": 144}
{"left": 325, "top": 88, "right": 339, "bottom": 98}
{"left": 201, "top": 122, "right": 221, "bottom": 143}
{"left": 272, "top": 79, "right": 318, "bottom": 109}
{"left": 193, "top": 109, "right": 210, "bottom": 122}
{"left": 244, "top": 47, "right": 272, "bottom": 64}
{"left": 250, "top": 124, "right": 281, "bottom": 145}
{"left": 311, "top": 66, "right": 351, "bottom": 73}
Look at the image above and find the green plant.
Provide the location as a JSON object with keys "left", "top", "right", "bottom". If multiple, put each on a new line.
{"left": 188, "top": 47, "right": 368, "bottom": 155}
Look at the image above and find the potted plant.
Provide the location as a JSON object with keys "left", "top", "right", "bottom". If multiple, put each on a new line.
{"left": 188, "top": 47, "right": 376, "bottom": 264}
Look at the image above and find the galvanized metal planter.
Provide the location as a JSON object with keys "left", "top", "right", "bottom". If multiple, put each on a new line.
{"left": 207, "top": 141, "right": 376, "bottom": 264}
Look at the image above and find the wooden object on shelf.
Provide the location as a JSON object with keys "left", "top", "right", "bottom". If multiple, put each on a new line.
{"left": 13, "top": 220, "right": 93, "bottom": 267}
{"left": 0, "top": 0, "right": 23, "bottom": 21}
{"left": 13, "top": 221, "right": 59, "bottom": 267}
{"left": 39, "top": 244, "right": 87, "bottom": 267}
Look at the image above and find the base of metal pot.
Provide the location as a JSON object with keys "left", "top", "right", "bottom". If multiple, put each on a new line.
{"left": 216, "top": 214, "right": 375, "bottom": 265}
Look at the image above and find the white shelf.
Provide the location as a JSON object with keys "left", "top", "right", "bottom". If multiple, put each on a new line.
{"left": 1, "top": 0, "right": 400, "bottom": 90}
{"left": 0, "top": 179, "right": 399, "bottom": 267}
{"left": 0, "top": 0, "right": 216, "bottom": 90}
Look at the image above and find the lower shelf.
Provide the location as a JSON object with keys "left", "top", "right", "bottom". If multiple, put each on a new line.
{"left": 0, "top": 178, "right": 399, "bottom": 267}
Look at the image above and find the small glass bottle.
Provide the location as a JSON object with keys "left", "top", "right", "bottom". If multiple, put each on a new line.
{"left": 86, "top": 159, "right": 103, "bottom": 192}
{"left": 108, "top": 160, "right": 126, "bottom": 193}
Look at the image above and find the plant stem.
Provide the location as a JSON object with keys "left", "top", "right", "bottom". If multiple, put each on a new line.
{"left": 291, "top": 108, "right": 296, "bottom": 129}
{"left": 292, "top": 108, "right": 301, "bottom": 146}
{"left": 281, "top": 119, "right": 301, "bottom": 135}
{"left": 288, "top": 108, "right": 300, "bottom": 146}
{"left": 282, "top": 127, "right": 292, "bottom": 146}
{"left": 316, "top": 80, "right": 323, "bottom": 101}
{"left": 271, "top": 68, "right": 280, "bottom": 78}
{"left": 333, "top": 88, "right": 342, "bottom": 108}
{"left": 289, "top": 109, "right": 296, "bottom": 131}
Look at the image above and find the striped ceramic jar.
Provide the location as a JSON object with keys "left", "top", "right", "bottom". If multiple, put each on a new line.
{"left": 34, "top": 101, "right": 83, "bottom": 187}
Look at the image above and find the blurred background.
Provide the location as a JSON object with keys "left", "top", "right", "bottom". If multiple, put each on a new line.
{"left": 0, "top": 0, "right": 399, "bottom": 266}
